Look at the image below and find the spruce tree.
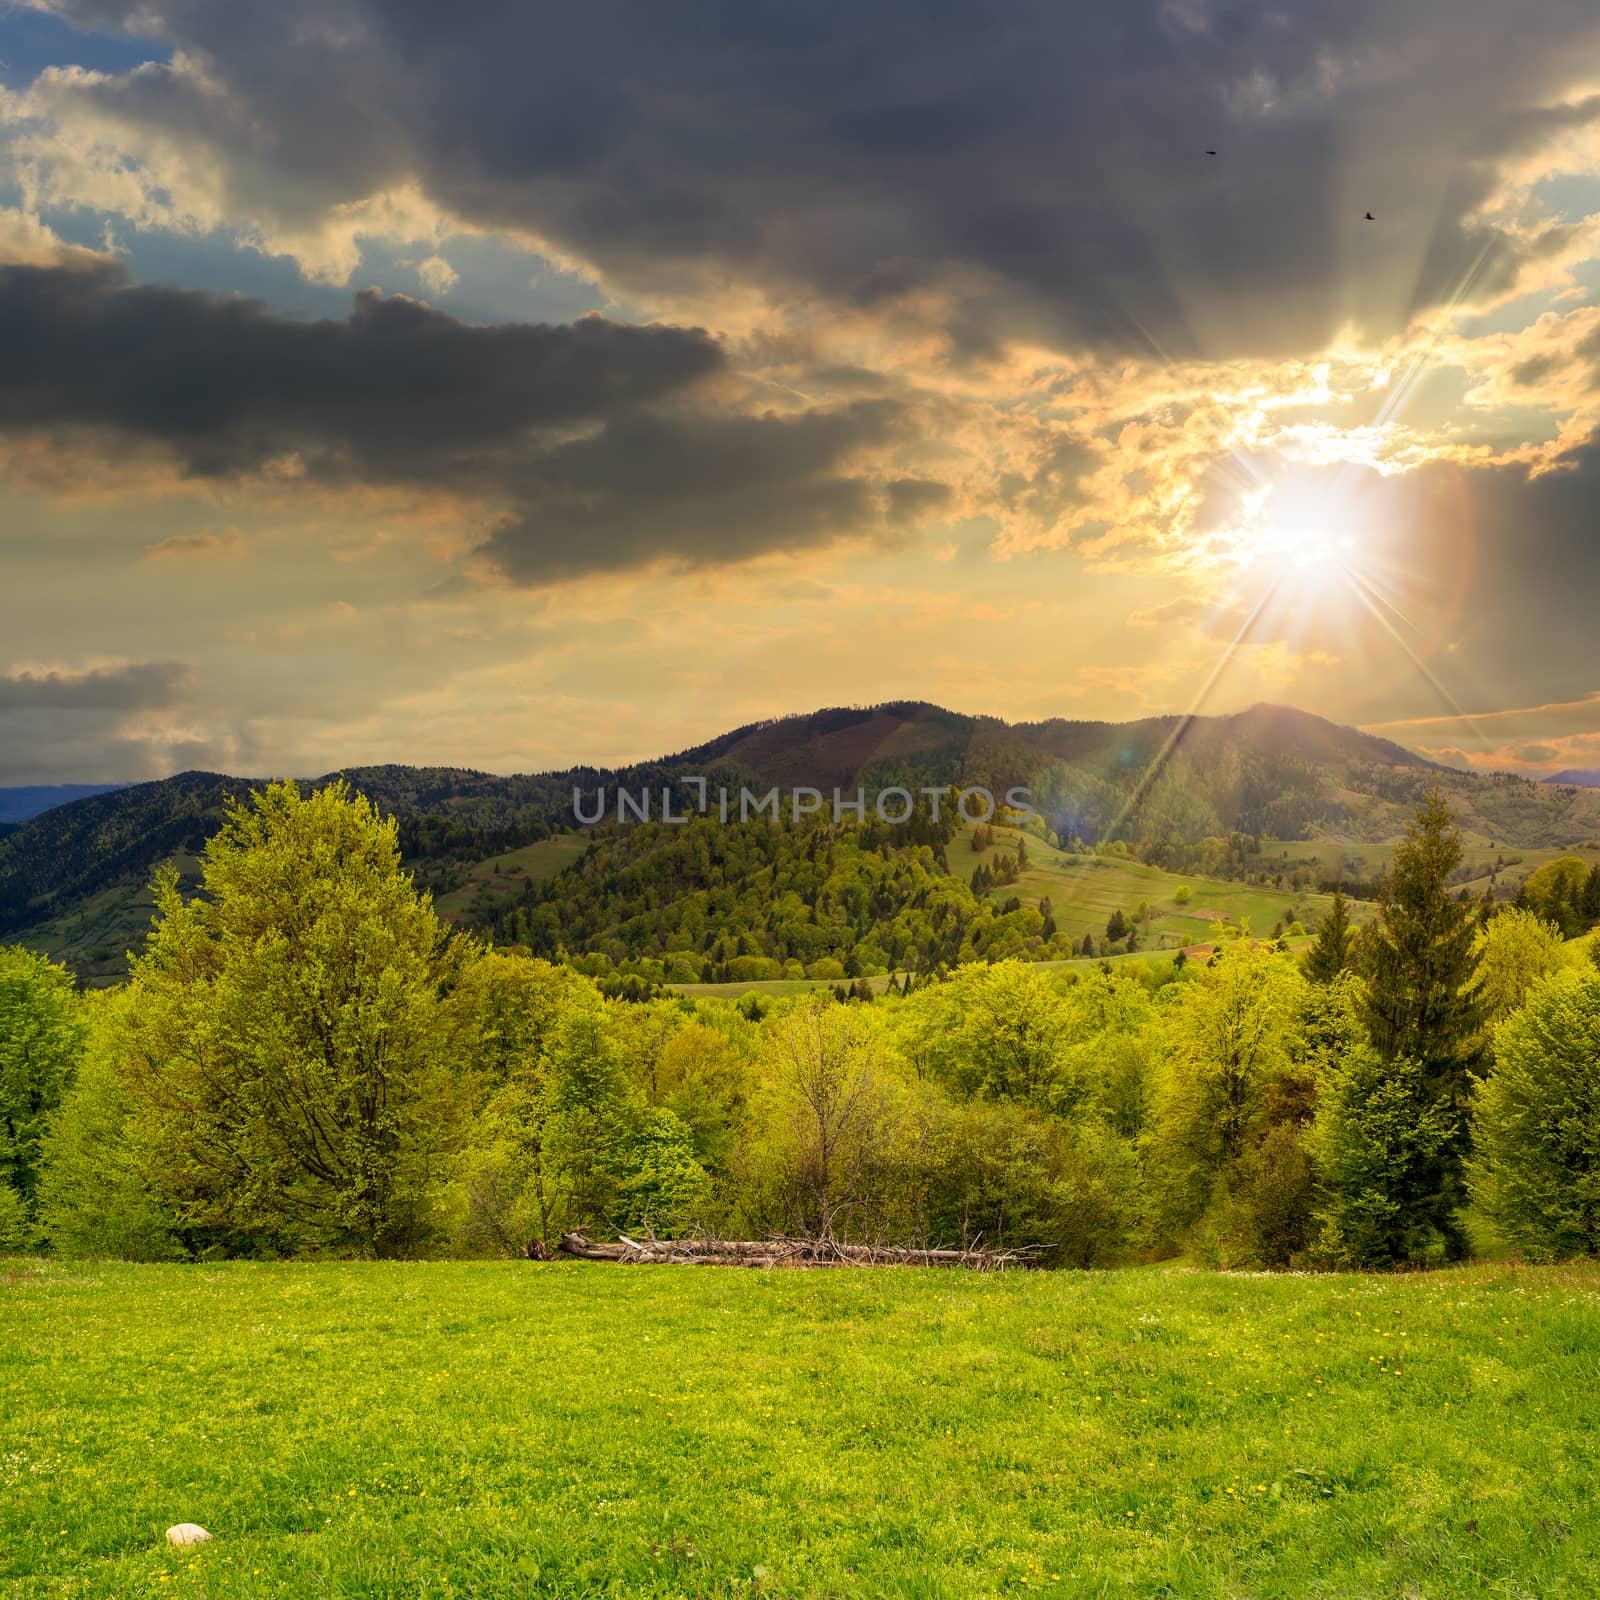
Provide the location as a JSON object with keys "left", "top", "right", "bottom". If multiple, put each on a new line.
{"left": 1304, "top": 891, "right": 1353, "bottom": 984}
{"left": 1357, "top": 786, "right": 1481, "bottom": 1254}
{"left": 1362, "top": 788, "right": 1480, "bottom": 1075}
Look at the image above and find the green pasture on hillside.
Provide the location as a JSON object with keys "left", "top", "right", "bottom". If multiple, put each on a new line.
{"left": 433, "top": 834, "right": 591, "bottom": 921}
{"left": 17, "top": 852, "right": 204, "bottom": 989}
{"left": 961, "top": 827, "right": 1368, "bottom": 950}
{"left": 4, "top": 1258, "right": 1598, "bottom": 1598}
{"left": 1268, "top": 839, "right": 1600, "bottom": 894}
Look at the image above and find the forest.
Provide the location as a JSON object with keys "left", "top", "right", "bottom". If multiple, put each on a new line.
{"left": 4, "top": 776, "right": 1600, "bottom": 1273}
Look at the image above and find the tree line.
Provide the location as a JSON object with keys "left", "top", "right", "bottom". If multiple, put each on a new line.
{"left": 3, "top": 781, "right": 1599, "bottom": 1269}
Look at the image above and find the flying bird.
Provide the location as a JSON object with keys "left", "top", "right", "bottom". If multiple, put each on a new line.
{"left": 1205, "top": 149, "right": 1217, "bottom": 156}
{"left": 1365, "top": 211, "right": 1375, "bottom": 221}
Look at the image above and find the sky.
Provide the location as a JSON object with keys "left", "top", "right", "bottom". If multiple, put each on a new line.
{"left": 2, "top": 0, "right": 1600, "bottom": 784}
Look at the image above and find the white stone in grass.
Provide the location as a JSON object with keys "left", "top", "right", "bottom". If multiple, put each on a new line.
{"left": 165, "top": 1524, "right": 212, "bottom": 1547}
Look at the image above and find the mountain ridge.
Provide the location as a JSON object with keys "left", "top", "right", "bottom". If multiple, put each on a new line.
{"left": 2, "top": 701, "right": 1596, "bottom": 961}
{"left": 0, "top": 783, "right": 128, "bottom": 823}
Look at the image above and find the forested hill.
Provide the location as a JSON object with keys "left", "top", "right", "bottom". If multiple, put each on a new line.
{"left": 4, "top": 701, "right": 1600, "bottom": 955}
{"left": 492, "top": 805, "right": 1044, "bottom": 987}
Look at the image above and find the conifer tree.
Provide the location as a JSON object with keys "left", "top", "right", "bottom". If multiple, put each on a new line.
{"left": 1362, "top": 789, "right": 1480, "bottom": 1082}
{"left": 1303, "top": 891, "right": 1353, "bottom": 984}
{"left": 1356, "top": 786, "right": 1481, "bottom": 1254}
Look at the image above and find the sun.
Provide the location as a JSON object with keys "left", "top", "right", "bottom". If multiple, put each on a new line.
{"left": 1224, "top": 484, "right": 1365, "bottom": 591}
{"left": 1267, "top": 521, "right": 1359, "bottom": 577}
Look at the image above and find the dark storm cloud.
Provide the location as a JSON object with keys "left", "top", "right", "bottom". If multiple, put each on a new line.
{"left": 1407, "top": 442, "right": 1600, "bottom": 700}
{"left": 479, "top": 400, "right": 923, "bottom": 581}
{"left": 0, "top": 660, "right": 222, "bottom": 782}
{"left": 23, "top": 0, "right": 1600, "bottom": 358}
{"left": 0, "top": 659, "right": 190, "bottom": 710}
{"left": 0, "top": 260, "right": 932, "bottom": 581}
{"left": 0, "top": 258, "right": 723, "bottom": 476}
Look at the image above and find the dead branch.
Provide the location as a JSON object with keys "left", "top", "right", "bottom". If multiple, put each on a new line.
{"left": 555, "top": 1229, "right": 1034, "bottom": 1271}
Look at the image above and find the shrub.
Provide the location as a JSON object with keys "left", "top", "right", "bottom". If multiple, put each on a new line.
{"left": 0, "top": 1181, "right": 32, "bottom": 1252}
{"left": 1208, "top": 1123, "right": 1316, "bottom": 1268}
{"left": 1050, "top": 1122, "right": 1147, "bottom": 1268}
{"left": 0, "top": 943, "right": 86, "bottom": 1210}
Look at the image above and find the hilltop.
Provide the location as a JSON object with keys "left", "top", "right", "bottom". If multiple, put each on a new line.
{"left": 5, "top": 700, "right": 1600, "bottom": 981}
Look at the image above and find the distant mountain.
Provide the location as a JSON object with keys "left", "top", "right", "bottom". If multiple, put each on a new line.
{"left": 5, "top": 702, "right": 1600, "bottom": 977}
{"left": 1546, "top": 770, "right": 1600, "bottom": 788}
{"left": 0, "top": 783, "right": 126, "bottom": 823}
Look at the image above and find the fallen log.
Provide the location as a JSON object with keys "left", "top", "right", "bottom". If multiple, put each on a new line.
{"left": 556, "top": 1231, "right": 1034, "bottom": 1270}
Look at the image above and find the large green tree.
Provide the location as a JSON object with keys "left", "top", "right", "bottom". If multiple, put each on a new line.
{"left": 1468, "top": 907, "right": 1571, "bottom": 1030}
{"left": 36, "top": 990, "right": 182, "bottom": 1261}
{"left": 1146, "top": 940, "right": 1307, "bottom": 1240}
{"left": 1358, "top": 787, "right": 1480, "bottom": 1254}
{"left": 114, "top": 780, "right": 473, "bottom": 1256}
{"left": 1469, "top": 968, "right": 1600, "bottom": 1260}
{"left": 0, "top": 943, "right": 85, "bottom": 1213}
{"left": 1362, "top": 789, "right": 1480, "bottom": 1074}
{"left": 1520, "top": 856, "right": 1592, "bottom": 938}
{"left": 1311, "top": 1045, "right": 1456, "bottom": 1267}
{"left": 755, "top": 996, "right": 908, "bottom": 1241}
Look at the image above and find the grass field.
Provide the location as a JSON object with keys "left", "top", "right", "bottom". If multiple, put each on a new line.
{"left": 1267, "top": 839, "right": 1600, "bottom": 893}
{"left": 961, "top": 827, "right": 1371, "bottom": 950}
{"left": 432, "top": 835, "right": 591, "bottom": 921}
{"left": 5, "top": 1259, "right": 1598, "bottom": 1598}
{"left": 17, "top": 853, "right": 204, "bottom": 989}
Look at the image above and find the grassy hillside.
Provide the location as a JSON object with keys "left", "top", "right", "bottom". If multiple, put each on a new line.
{"left": 1309, "top": 771, "right": 1600, "bottom": 847}
{"left": 1267, "top": 838, "right": 1600, "bottom": 898}
{"left": 962, "top": 824, "right": 1370, "bottom": 951}
{"left": 667, "top": 832, "right": 1359, "bottom": 998}
{"left": 5, "top": 1258, "right": 1597, "bottom": 1598}
{"left": 11, "top": 822, "right": 1376, "bottom": 992}
{"left": 17, "top": 851, "right": 203, "bottom": 987}
{"left": 432, "top": 834, "right": 591, "bottom": 921}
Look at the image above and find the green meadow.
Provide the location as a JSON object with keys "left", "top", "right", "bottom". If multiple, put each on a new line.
{"left": 17, "top": 854, "right": 204, "bottom": 990}
{"left": 5, "top": 1258, "right": 1598, "bottom": 1599}
{"left": 961, "top": 826, "right": 1364, "bottom": 949}
{"left": 432, "top": 835, "right": 592, "bottom": 921}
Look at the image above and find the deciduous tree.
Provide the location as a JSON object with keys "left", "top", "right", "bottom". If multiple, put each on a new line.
{"left": 113, "top": 780, "right": 472, "bottom": 1256}
{"left": 0, "top": 944, "right": 85, "bottom": 1213}
{"left": 1469, "top": 967, "right": 1600, "bottom": 1259}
